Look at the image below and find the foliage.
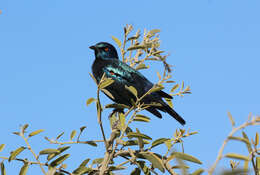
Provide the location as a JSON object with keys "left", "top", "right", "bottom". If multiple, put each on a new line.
{"left": 0, "top": 25, "right": 259, "bottom": 175}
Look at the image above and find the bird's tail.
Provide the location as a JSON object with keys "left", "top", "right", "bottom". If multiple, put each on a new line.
{"left": 161, "top": 104, "right": 186, "bottom": 125}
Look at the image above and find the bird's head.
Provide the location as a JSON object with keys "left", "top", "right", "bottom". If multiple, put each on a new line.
{"left": 89, "top": 42, "right": 119, "bottom": 60}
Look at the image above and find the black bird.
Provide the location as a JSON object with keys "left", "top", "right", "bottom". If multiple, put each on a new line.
{"left": 90, "top": 42, "right": 185, "bottom": 125}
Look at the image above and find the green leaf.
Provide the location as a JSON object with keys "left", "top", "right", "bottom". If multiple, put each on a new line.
{"left": 112, "top": 36, "right": 122, "bottom": 48}
{"left": 242, "top": 131, "right": 252, "bottom": 153}
{"left": 80, "top": 126, "right": 86, "bottom": 133}
{"left": 92, "top": 158, "right": 104, "bottom": 165}
{"left": 99, "top": 78, "right": 114, "bottom": 89}
{"left": 70, "top": 130, "right": 77, "bottom": 140}
{"left": 191, "top": 168, "right": 204, "bottom": 175}
{"left": 127, "top": 45, "right": 146, "bottom": 51}
{"left": 39, "top": 148, "right": 60, "bottom": 155}
{"left": 50, "top": 154, "right": 70, "bottom": 167}
{"left": 135, "top": 64, "right": 148, "bottom": 70}
{"left": 47, "top": 146, "right": 70, "bottom": 161}
{"left": 105, "top": 103, "right": 129, "bottom": 109}
{"left": 73, "top": 166, "right": 92, "bottom": 174}
{"left": 101, "top": 89, "right": 115, "bottom": 100}
{"left": 85, "top": 141, "right": 97, "bottom": 147}
{"left": 225, "top": 153, "right": 249, "bottom": 161}
{"left": 256, "top": 157, "right": 260, "bottom": 173}
{"left": 0, "top": 144, "right": 5, "bottom": 152}
{"left": 151, "top": 138, "right": 170, "bottom": 149}
{"left": 127, "top": 132, "right": 152, "bottom": 140}
{"left": 0, "top": 162, "right": 6, "bottom": 175}
{"left": 227, "top": 112, "right": 235, "bottom": 127}
{"left": 148, "top": 85, "right": 164, "bottom": 94}
{"left": 119, "top": 113, "right": 125, "bottom": 131}
{"left": 168, "top": 152, "right": 202, "bottom": 164}
{"left": 56, "top": 132, "right": 64, "bottom": 140}
{"left": 139, "top": 152, "right": 164, "bottom": 173}
{"left": 164, "top": 140, "right": 172, "bottom": 150}
{"left": 9, "top": 146, "right": 26, "bottom": 162}
{"left": 21, "top": 124, "right": 29, "bottom": 135}
{"left": 221, "top": 169, "right": 248, "bottom": 175}
{"left": 149, "top": 29, "right": 160, "bottom": 34}
{"left": 19, "top": 163, "right": 29, "bottom": 175}
{"left": 228, "top": 136, "right": 250, "bottom": 144}
{"left": 123, "top": 140, "right": 150, "bottom": 146}
{"left": 125, "top": 85, "right": 138, "bottom": 97}
{"left": 79, "top": 158, "right": 90, "bottom": 167}
{"left": 130, "top": 168, "right": 141, "bottom": 175}
{"left": 255, "top": 132, "right": 259, "bottom": 146}
{"left": 136, "top": 128, "right": 144, "bottom": 150}
{"left": 171, "top": 84, "right": 179, "bottom": 92}
{"left": 133, "top": 115, "right": 150, "bottom": 122}
{"left": 28, "top": 129, "right": 44, "bottom": 138}
{"left": 86, "top": 98, "right": 96, "bottom": 106}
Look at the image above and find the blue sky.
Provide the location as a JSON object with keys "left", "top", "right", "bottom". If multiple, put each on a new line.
{"left": 0, "top": 0, "right": 259, "bottom": 174}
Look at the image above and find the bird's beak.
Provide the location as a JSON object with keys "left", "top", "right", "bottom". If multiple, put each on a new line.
{"left": 89, "top": 45, "right": 96, "bottom": 50}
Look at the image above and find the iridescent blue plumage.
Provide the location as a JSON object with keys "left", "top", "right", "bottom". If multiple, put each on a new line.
{"left": 90, "top": 42, "right": 185, "bottom": 125}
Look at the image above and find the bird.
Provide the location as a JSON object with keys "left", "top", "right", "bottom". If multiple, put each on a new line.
{"left": 89, "top": 42, "right": 185, "bottom": 125}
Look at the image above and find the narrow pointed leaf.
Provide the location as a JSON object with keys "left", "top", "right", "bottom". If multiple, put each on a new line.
{"left": 99, "top": 79, "right": 114, "bottom": 89}
{"left": 21, "top": 124, "right": 29, "bottom": 134}
{"left": 242, "top": 132, "right": 252, "bottom": 153}
{"left": 80, "top": 126, "right": 86, "bottom": 133}
{"left": 125, "top": 85, "right": 138, "bottom": 97}
{"left": 255, "top": 132, "right": 259, "bottom": 146}
{"left": 191, "top": 168, "right": 204, "bottom": 175}
{"left": 127, "top": 132, "right": 152, "bottom": 140}
{"left": 105, "top": 103, "right": 129, "bottom": 109}
{"left": 123, "top": 140, "right": 150, "bottom": 146}
{"left": 92, "top": 158, "right": 104, "bottom": 165}
{"left": 127, "top": 45, "right": 146, "bottom": 51}
{"left": 39, "top": 149, "right": 60, "bottom": 155}
{"left": 149, "top": 29, "right": 160, "bottom": 34}
{"left": 112, "top": 36, "right": 122, "bottom": 48}
{"left": 133, "top": 115, "right": 150, "bottom": 122}
{"left": 0, "top": 162, "right": 6, "bottom": 175}
{"left": 136, "top": 128, "right": 144, "bottom": 150}
{"left": 119, "top": 113, "right": 125, "bottom": 131}
{"left": 228, "top": 136, "right": 250, "bottom": 144}
{"left": 139, "top": 152, "right": 164, "bottom": 173}
{"left": 19, "top": 163, "right": 29, "bottom": 175}
{"left": 28, "top": 129, "right": 44, "bottom": 138}
{"left": 101, "top": 89, "right": 115, "bottom": 100}
{"left": 73, "top": 166, "right": 92, "bottom": 174}
{"left": 9, "top": 147, "right": 26, "bottom": 162}
{"left": 171, "top": 84, "right": 179, "bottom": 92}
{"left": 85, "top": 141, "right": 97, "bottom": 147}
{"left": 86, "top": 98, "right": 96, "bottom": 106}
{"left": 79, "top": 158, "right": 90, "bottom": 167}
{"left": 47, "top": 146, "right": 70, "bottom": 161}
{"left": 136, "top": 64, "right": 148, "bottom": 70}
{"left": 56, "top": 132, "right": 64, "bottom": 140}
{"left": 225, "top": 153, "right": 250, "bottom": 161}
{"left": 169, "top": 152, "right": 202, "bottom": 164}
{"left": 0, "top": 144, "right": 5, "bottom": 152}
{"left": 50, "top": 154, "right": 70, "bottom": 167}
{"left": 227, "top": 112, "right": 235, "bottom": 127}
{"left": 148, "top": 85, "right": 164, "bottom": 94}
{"left": 151, "top": 138, "right": 170, "bottom": 149}
{"left": 70, "top": 130, "right": 77, "bottom": 140}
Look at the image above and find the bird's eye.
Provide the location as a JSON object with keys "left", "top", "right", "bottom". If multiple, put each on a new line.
{"left": 104, "top": 47, "right": 109, "bottom": 52}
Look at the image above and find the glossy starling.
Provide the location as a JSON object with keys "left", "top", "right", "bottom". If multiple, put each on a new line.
{"left": 90, "top": 42, "right": 185, "bottom": 125}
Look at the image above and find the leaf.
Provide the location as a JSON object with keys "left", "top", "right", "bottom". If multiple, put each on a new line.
{"left": 242, "top": 131, "right": 252, "bottom": 153}
{"left": 165, "top": 98, "right": 173, "bottom": 108}
{"left": 0, "top": 162, "right": 6, "bottom": 175}
{"left": 136, "top": 128, "right": 144, "bottom": 150}
{"left": 127, "top": 45, "right": 146, "bottom": 51}
{"left": 139, "top": 152, "right": 164, "bottom": 173}
{"left": 39, "top": 149, "right": 60, "bottom": 155}
{"left": 80, "top": 126, "right": 86, "bottom": 133}
{"left": 19, "top": 163, "right": 29, "bottom": 175}
{"left": 70, "top": 130, "right": 77, "bottom": 140}
{"left": 221, "top": 169, "right": 248, "bottom": 175}
{"left": 9, "top": 147, "right": 26, "bottom": 162}
{"left": 0, "top": 144, "right": 5, "bottom": 152}
{"left": 85, "top": 141, "right": 97, "bottom": 147}
{"left": 228, "top": 136, "right": 250, "bottom": 144}
{"left": 112, "top": 36, "right": 122, "bottom": 48}
{"left": 125, "top": 85, "right": 138, "bottom": 97}
{"left": 105, "top": 103, "right": 129, "bottom": 109}
{"left": 79, "top": 158, "right": 90, "bottom": 167}
{"left": 171, "top": 84, "right": 179, "bottom": 92}
{"left": 86, "top": 98, "right": 96, "bottom": 106}
{"left": 148, "top": 85, "right": 164, "bottom": 94}
{"left": 135, "top": 63, "right": 148, "bottom": 71}
{"left": 227, "top": 112, "right": 235, "bottom": 127}
{"left": 28, "top": 129, "right": 44, "bottom": 138}
{"left": 136, "top": 161, "right": 150, "bottom": 175}
{"left": 50, "top": 154, "right": 70, "bottom": 167}
{"left": 119, "top": 113, "right": 125, "bottom": 131}
{"left": 256, "top": 157, "right": 260, "bottom": 172}
{"left": 149, "top": 29, "right": 160, "bottom": 34}
{"left": 225, "top": 153, "right": 250, "bottom": 161}
{"left": 92, "top": 158, "right": 104, "bottom": 165}
{"left": 56, "top": 132, "right": 64, "bottom": 140}
{"left": 133, "top": 115, "right": 150, "bottom": 122}
{"left": 191, "top": 168, "right": 204, "bottom": 175}
{"left": 101, "top": 89, "right": 115, "bottom": 100}
{"left": 255, "top": 132, "right": 259, "bottom": 146}
{"left": 127, "top": 132, "right": 152, "bottom": 140}
{"left": 130, "top": 168, "right": 141, "bottom": 175}
{"left": 99, "top": 78, "right": 114, "bottom": 89}
{"left": 47, "top": 146, "right": 70, "bottom": 161}
{"left": 123, "top": 140, "right": 150, "bottom": 146}
{"left": 21, "top": 124, "right": 29, "bottom": 135}
{"left": 151, "top": 138, "right": 170, "bottom": 149}
{"left": 164, "top": 140, "right": 172, "bottom": 150}
{"left": 73, "top": 166, "right": 92, "bottom": 174}
{"left": 168, "top": 152, "right": 202, "bottom": 164}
